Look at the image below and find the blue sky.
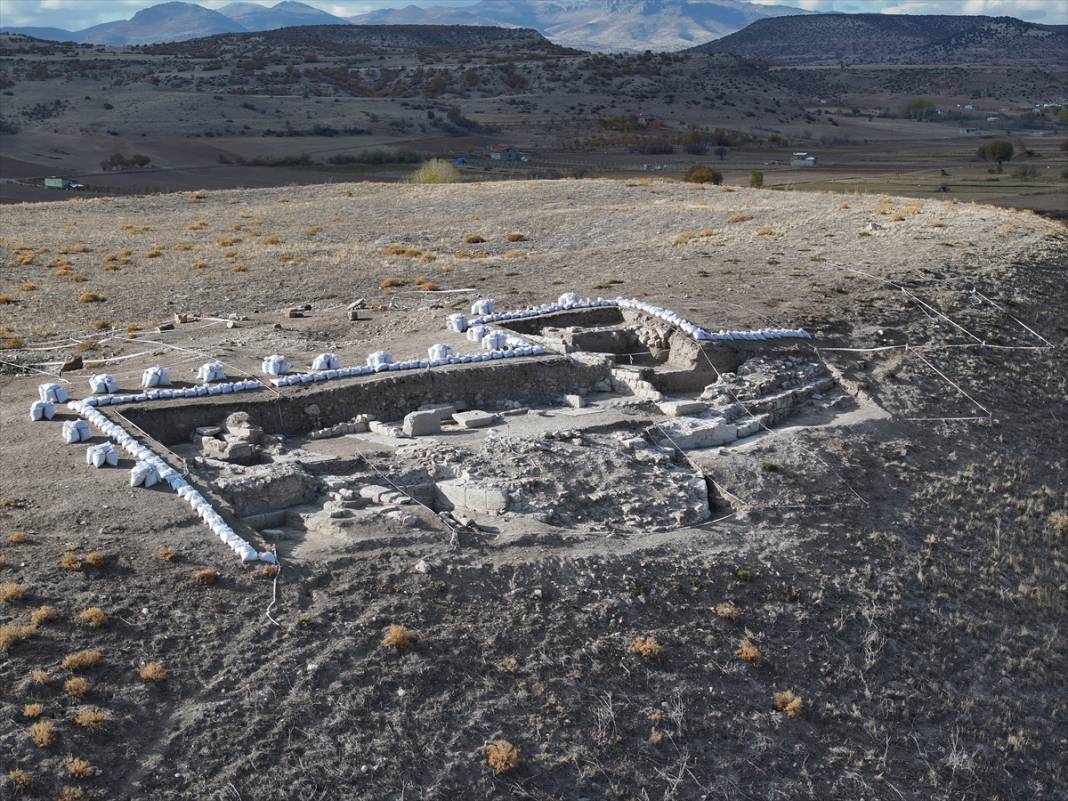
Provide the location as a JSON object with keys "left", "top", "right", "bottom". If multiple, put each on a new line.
{"left": 0, "top": 0, "right": 1064, "bottom": 30}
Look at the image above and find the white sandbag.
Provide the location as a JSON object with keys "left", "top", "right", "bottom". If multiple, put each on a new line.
{"left": 261, "top": 355, "right": 289, "bottom": 376}
{"left": 446, "top": 313, "right": 467, "bottom": 333}
{"left": 62, "top": 419, "right": 92, "bottom": 444}
{"left": 471, "top": 298, "right": 496, "bottom": 316}
{"left": 428, "top": 343, "right": 453, "bottom": 361}
{"left": 38, "top": 383, "right": 68, "bottom": 403}
{"left": 197, "top": 361, "right": 226, "bottom": 383}
{"left": 30, "top": 400, "right": 55, "bottom": 421}
{"left": 558, "top": 292, "right": 581, "bottom": 307}
{"left": 88, "top": 374, "right": 119, "bottom": 394}
{"left": 141, "top": 365, "right": 172, "bottom": 388}
{"left": 466, "top": 325, "right": 488, "bottom": 343}
{"left": 130, "top": 461, "right": 160, "bottom": 488}
{"left": 312, "top": 353, "right": 340, "bottom": 371}
{"left": 481, "top": 331, "right": 508, "bottom": 350}
{"left": 86, "top": 442, "right": 118, "bottom": 468}
{"left": 366, "top": 351, "right": 394, "bottom": 369}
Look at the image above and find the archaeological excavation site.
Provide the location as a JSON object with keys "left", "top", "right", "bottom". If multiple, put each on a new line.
{"left": 28, "top": 293, "right": 849, "bottom": 563}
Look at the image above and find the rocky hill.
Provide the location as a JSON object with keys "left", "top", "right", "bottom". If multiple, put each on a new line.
{"left": 690, "top": 13, "right": 1068, "bottom": 65}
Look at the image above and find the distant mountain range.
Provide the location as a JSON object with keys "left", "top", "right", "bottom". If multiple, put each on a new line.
{"left": 689, "top": 13, "right": 1068, "bottom": 65}
{"left": 0, "top": 0, "right": 808, "bottom": 51}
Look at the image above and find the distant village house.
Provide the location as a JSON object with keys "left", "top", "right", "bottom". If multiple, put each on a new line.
{"left": 490, "top": 145, "right": 520, "bottom": 161}
{"left": 790, "top": 152, "right": 817, "bottom": 167}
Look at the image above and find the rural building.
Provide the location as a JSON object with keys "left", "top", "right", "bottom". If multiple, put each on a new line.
{"left": 790, "top": 153, "right": 817, "bottom": 167}
{"left": 43, "top": 176, "right": 83, "bottom": 189}
{"left": 490, "top": 144, "right": 520, "bottom": 161}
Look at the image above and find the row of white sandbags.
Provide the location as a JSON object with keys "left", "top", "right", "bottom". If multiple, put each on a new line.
{"left": 80, "top": 379, "right": 262, "bottom": 408}
{"left": 67, "top": 400, "right": 274, "bottom": 564}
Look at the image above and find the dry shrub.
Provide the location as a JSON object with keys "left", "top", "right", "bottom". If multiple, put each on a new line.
{"left": 715, "top": 602, "right": 740, "bottom": 621}
{"left": 1049, "top": 511, "right": 1068, "bottom": 535}
{"left": 727, "top": 212, "right": 753, "bottom": 224}
{"left": 263, "top": 235, "right": 282, "bottom": 245}
{"left": 0, "top": 294, "right": 16, "bottom": 305}
{"left": 61, "top": 553, "right": 82, "bottom": 571}
{"left": 188, "top": 221, "right": 208, "bottom": 231}
{"left": 61, "top": 650, "right": 102, "bottom": 671}
{"left": 64, "top": 757, "right": 95, "bottom": 778}
{"left": 6, "top": 767, "right": 32, "bottom": 788}
{"left": 506, "top": 232, "right": 527, "bottom": 242}
{"left": 673, "top": 228, "right": 715, "bottom": 246}
{"left": 20, "top": 283, "right": 37, "bottom": 292}
{"left": 190, "top": 190, "right": 207, "bottom": 201}
{"left": 0, "top": 624, "right": 36, "bottom": 650}
{"left": 223, "top": 250, "right": 238, "bottom": 259}
{"left": 484, "top": 740, "right": 519, "bottom": 775}
{"left": 232, "top": 264, "right": 248, "bottom": 273}
{"left": 497, "top": 656, "right": 519, "bottom": 673}
{"left": 736, "top": 638, "right": 765, "bottom": 665}
{"left": 120, "top": 224, "right": 151, "bottom": 235}
{"left": 773, "top": 690, "right": 803, "bottom": 718}
{"left": 72, "top": 706, "right": 108, "bottom": 729}
{"left": 465, "top": 234, "right": 486, "bottom": 244}
{"left": 139, "top": 662, "right": 167, "bottom": 682}
{"left": 22, "top": 703, "right": 43, "bottom": 719}
{"left": 31, "top": 669, "right": 50, "bottom": 685}
{"left": 629, "top": 635, "right": 663, "bottom": 660}
{"left": 192, "top": 260, "right": 209, "bottom": 270}
{"left": 145, "top": 247, "right": 163, "bottom": 258}
{"left": 56, "top": 787, "right": 87, "bottom": 801}
{"left": 408, "top": 159, "right": 460, "bottom": 185}
{"left": 16, "top": 252, "right": 35, "bottom": 265}
{"left": 257, "top": 564, "right": 279, "bottom": 578}
{"left": 306, "top": 226, "right": 321, "bottom": 237}
{"left": 64, "top": 677, "right": 90, "bottom": 698}
{"left": 84, "top": 551, "right": 105, "bottom": 568}
{"left": 929, "top": 219, "right": 946, "bottom": 228}
{"left": 384, "top": 244, "right": 422, "bottom": 258}
{"left": 0, "top": 582, "right": 26, "bottom": 603}
{"left": 415, "top": 277, "right": 441, "bottom": 291}
{"left": 159, "top": 546, "right": 178, "bottom": 562}
{"left": 31, "top": 606, "right": 59, "bottom": 625}
{"left": 381, "top": 624, "right": 416, "bottom": 652}
{"left": 757, "top": 226, "right": 778, "bottom": 236}
{"left": 77, "top": 293, "right": 105, "bottom": 304}
{"left": 380, "top": 277, "right": 407, "bottom": 289}
{"left": 193, "top": 568, "right": 218, "bottom": 585}
{"left": 67, "top": 274, "right": 88, "bottom": 284}
{"left": 74, "top": 340, "right": 97, "bottom": 353}
{"left": 7, "top": 531, "right": 28, "bottom": 544}
{"left": 216, "top": 237, "right": 242, "bottom": 247}
{"left": 1, "top": 337, "right": 25, "bottom": 349}
{"left": 78, "top": 608, "right": 106, "bottom": 628}
{"left": 29, "top": 720, "right": 55, "bottom": 747}
{"left": 418, "top": 252, "right": 436, "bottom": 263}
{"left": 174, "top": 242, "right": 193, "bottom": 251}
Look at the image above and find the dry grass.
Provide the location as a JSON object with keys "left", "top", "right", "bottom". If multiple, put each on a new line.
{"left": 61, "top": 552, "right": 82, "bottom": 571}
{"left": 757, "top": 226, "right": 779, "bottom": 236}
{"left": 192, "top": 259, "right": 209, "bottom": 270}
{"left": 72, "top": 706, "right": 108, "bottom": 729}
{"left": 497, "top": 656, "right": 519, "bottom": 673}
{"left": 629, "top": 635, "right": 664, "bottom": 660}
{"left": 305, "top": 225, "right": 321, "bottom": 237}
{"left": 1, "top": 336, "right": 26, "bottom": 349}
{"left": 61, "top": 650, "right": 102, "bottom": 671}
{"left": 159, "top": 546, "right": 178, "bottom": 562}
{"left": 673, "top": 228, "right": 715, "bottom": 246}
{"left": 188, "top": 221, "right": 208, "bottom": 231}
{"left": 715, "top": 602, "right": 740, "bottom": 621}
{"left": 145, "top": 247, "right": 163, "bottom": 258}
{"left": 257, "top": 564, "right": 279, "bottom": 578}
{"left": 174, "top": 242, "right": 193, "bottom": 251}
{"left": 727, "top": 212, "right": 754, "bottom": 224}
{"left": 22, "top": 703, "right": 43, "bottom": 719}
{"left": 190, "top": 190, "right": 207, "bottom": 201}
{"left": 20, "top": 283, "right": 37, "bottom": 292}
{"left": 381, "top": 624, "right": 416, "bottom": 652}
{"left": 415, "top": 276, "right": 441, "bottom": 291}
{"left": 506, "top": 232, "right": 528, "bottom": 242}
{"left": 84, "top": 551, "right": 106, "bottom": 568}
{"left": 120, "top": 224, "right": 151, "bottom": 235}
{"left": 380, "top": 277, "right": 407, "bottom": 289}
{"left": 193, "top": 568, "right": 219, "bottom": 585}
{"left": 78, "top": 607, "right": 107, "bottom": 628}
{"left": 484, "top": 740, "right": 520, "bottom": 775}
{"left": 1049, "top": 511, "right": 1068, "bottom": 535}
{"left": 465, "top": 234, "right": 487, "bottom": 244}
{"left": 30, "top": 606, "right": 59, "bottom": 625}
{"left": 7, "top": 531, "right": 28, "bottom": 544}
{"left": 56, "top": 787, "right": 87, "bottom": 801}
{"left": 0, "top": 582, "right": 26, "bottom": 603}
{"left": 74, "top": 340, "right": 97, "bottom": 353}
{"left": 216, "top": 237, "right": 242, "bottom": 247}
{"left": 0, "top": 294, "right": 16, "bottom": 305}
{"left": 77, "top": 293, "right": 105, "bottom": 304}
{"left": 736, "top": 638, "right": 765, "bottom": 666}
{"left": 64, "top": 757, "right": 96, "bottom": 779}
{"left": 31, "top": 669, "right": 50, "bottom": 685}
{"left": 139, "top": 662, "right": 167, "bottom": 682}
{"left": 773, "top": 690, "right": 803, "bottom": 718}
{"left": 262, "top": 235, "right": 282, "bottom": 245}
{"left": 64, "top": 677, "right": 90, "bottom": 698}
{"left": 29, "top": 720, "right": 55, "bottom": 748}
{"left": 6, "top": 768, "right": 32, "bottom": 789}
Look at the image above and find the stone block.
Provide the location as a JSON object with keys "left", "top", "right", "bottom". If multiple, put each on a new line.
{"left": 418, "top": 403, "right": 457, "bottom": 421}
{"left": 655, "top": 416, "right": 737, "bottom": 450}
{"left": 657, "top": 399, "right": 708, "bottom": 417}
{"left": 358, "top": 484, "right": 393, "bottom": 503}
{"left": 452, "top": 410, "right": 498, "bottom": 429}
{"left": 403, "top": 410, "right": 442, "bottom": 437}
{"left": 564, "top": 394, "right": 585, "bottom": 409}
{"left": 435, "top": 480, "right": 509, "bottom": 514}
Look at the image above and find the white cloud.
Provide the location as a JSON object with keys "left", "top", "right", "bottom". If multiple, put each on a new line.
{"left": 881, "top": 0, "right": 1068, "bottom": 22}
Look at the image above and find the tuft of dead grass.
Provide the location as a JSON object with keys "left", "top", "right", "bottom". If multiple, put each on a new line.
{"left": 757, "top": 226, "right": 779, "bottom": 236}
{"left": 6, "top": 767, "right": 32, "bottom": 789}
{"left": 30, "top": 606, "right": 59, "bottom": 625}
{"left": 380, "top": 277, "right": 407, "bottom": 289}
{"left": 63, "top": 677, "right": 90, "bottom": 698}
{"left": 465, "top": 234, "right": 487, "bottom": 244}
{"left": 29, "top": 720, "right": 55, "bottom": 748}
{"left": 64, "top": 757, "right": 95, "bottom": 779}
{"left": 629, "top": 635, "right": 664, "bottom": 660}
{"left": 484, "top": 739, "right": 520, "bottom": 775}
{"left": 193, "top": 568, "right": 218, "bottom": 585}
{"left": 1, "top": 337, "right": 26, "bottom": 349}
{"left": 84, "top": 551, "right": 105, "bottom": 569}
{"left": 159, "top": 546, "right": 178, "bottom": 562}
{"left": 72, "top": 706, "right": 108, "bottom": 729}
{"left": 56, "top": 786, "right": 87, "bottom": 801}
{"left": 61, "top": 552, "right": 82, "bottom": 571}
{"left": 1049, "top": 511, "right": 1068, "bottom": 535}
{"left": 78, "top": 608, "right": 106, "bottom": 628}
{"left": 61, "top": 650, "right": 102, "bottom": 672}
{"left": 506, "top": 232, "right": 527, "bottom": 242}
{"left": 22, "top": 703, "right": 44, "bottom": 719}
{"left": 31, "top": 669, "right": 50, "bottom": 685}
{"left": 673, "top": 228, "right": 715, "bottom": 246}
{"left": 736, "top": 638, "right": 765, "bottom": 665}
{"left": 20, "top": 283, "right": 37, "bottom": 292}
{"left": 0, "top": 582, "right": 26, "bottom": 603}
{"left": 139, "top": 662, "right": 167, "bottom": 682}
{"left": 773, "top": 690, "right": 803, "bottom": 718}
{"left": 381, "top": 624, "right": 416, "bottom": 652}
{"left": 8, "top": 531, "right": 29, "bottom": 544}
{"left": 715, "top": 602, "right": 740, "bottom": 621}
{"left": 192, "top": 260, "right": 209, "bottom": 270}
{"left": 727, "top": 212, "right": 754, "bottom": 224}
{"left": 190, "top": 190, "right": 207, "bottom": 201}
{"left": 77, "top": 293, "right": 105, "bottom": 304}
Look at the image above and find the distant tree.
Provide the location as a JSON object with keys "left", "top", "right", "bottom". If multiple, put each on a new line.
{"left": 978, "top": 140, "right": 1014, "bottom": 170}
{"left": 685, "top": 165, "right": 722, "bottom": 185}
{"left": 714, "top": 146, "right": 728, "bottom": 161}
{"left": 903, "top": 97, "right": 936, "bottom": 121}
{"left": 750, "top": 170, "right": 764, "bottom": 189}
{"left": 1059, "top": 108, "right": 1068, "bottom": 124}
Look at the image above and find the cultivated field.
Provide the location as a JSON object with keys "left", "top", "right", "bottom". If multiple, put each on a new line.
{"left": 1, "top": 179, "right": 1066, "bottom": 800}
